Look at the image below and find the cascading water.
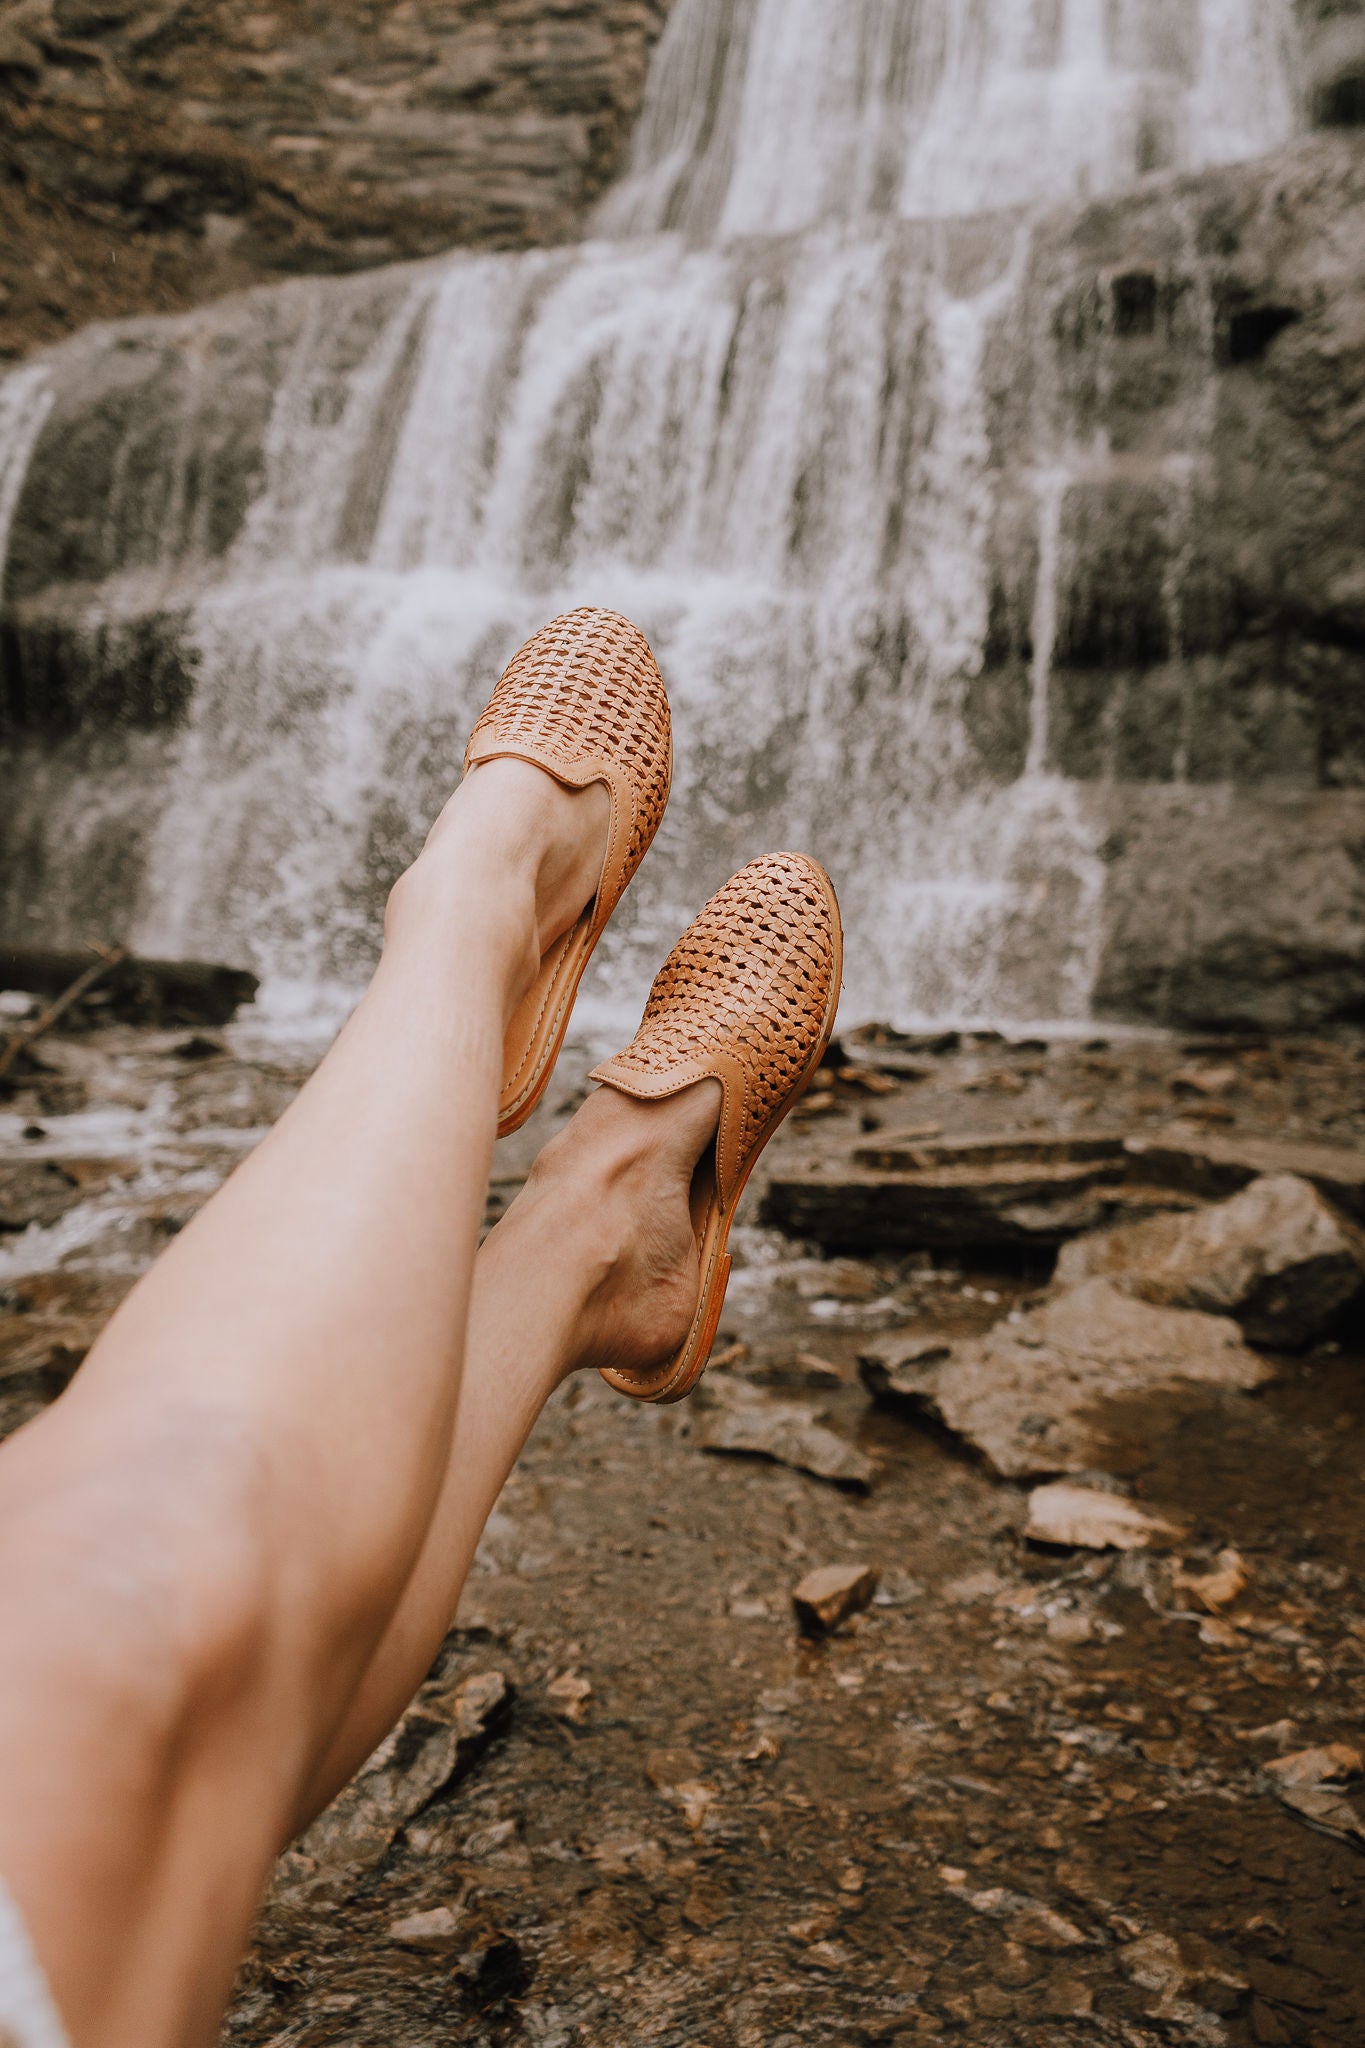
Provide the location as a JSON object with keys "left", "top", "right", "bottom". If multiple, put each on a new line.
{"left": 0, "top": 0, "right": 1305, "bottom": 1036}
{"left": 600, "top": 0, "right": 1299, "bottom": 235}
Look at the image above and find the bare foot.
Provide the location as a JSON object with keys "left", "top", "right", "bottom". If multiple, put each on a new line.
{"left": 503, "top": 1076, "right": 724, "bottom": 1385}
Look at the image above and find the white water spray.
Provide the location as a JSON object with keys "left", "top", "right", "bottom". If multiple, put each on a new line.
{"left": 0, "top": 0, "right": 1304, "bottom": 1032}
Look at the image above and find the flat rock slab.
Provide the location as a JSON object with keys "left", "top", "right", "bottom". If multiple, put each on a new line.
{"left": 1125, "top": 1131, "right": 1365, "bottom": 1222}
{"left": 766, "top": 1125, "right": 1365, "bottom": 1258}
{"left": 0, "top": 949, "right": 259, "bottom": 1028}
{"left": 853, "top": 1132, "right": 1128, "bottom": 1172}
{"left": 763, "top": 1130, "right": 1194, "bottom": 1252}
{"left": 1024, "top": 1483, "right": 1188, "bottom": 1551}
{"left": 765, "top": 1160, "right": 1135, "bottom": 1252}
{"left": 1057, "top": 1172, "right": 1365, "bottom": 1348}
{"left": 859, "top": 1279, "right": 1274, "bottom": 1479}
{"left": 692, "top": 1380, "right": 874, "bottom": 1492}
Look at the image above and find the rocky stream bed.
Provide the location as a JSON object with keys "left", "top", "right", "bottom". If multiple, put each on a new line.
{"left": 2, "top": 1000, "right": 1365, "bottom": 2047}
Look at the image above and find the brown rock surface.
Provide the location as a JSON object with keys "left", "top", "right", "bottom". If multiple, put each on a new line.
{"left": 0, "top": 1155, "right": 106, "bottom": 1229}
{"left": 1300, "top": 0, "right": 1365, "bottom": 125}
{"left": 859, "top": 1278, "right": 1275, "bottom": 1479}
{"left": 0, "top": 0, "right": 674, "bottom": 357}
{"left": 4, "top": 137, "right": 1365, "bottom": 1035}
{"left": 692, "top": 1379, "right": 874, "bottom": 1494}
{"left": 281, "top": 1666, "right": 513, "bottom": 1886}
{"left": 791, "top": 1563, "right": 879, "bottom": 1636}
{"left": 1, "top": 1022, "right": 1365, "bottom": 2041}
{"left": 771, "top": 1124, "right": 1365, "bottom": 1262}
{"left": 1056, "top": 1172, "right": 1365, "bottom": 1348}
{"left": 1125, "top": 1130, "right": 1365, "bottom": 1220}
{"left": 763, "top": 1132, "right": 1174, "bottom": 1254}
{"left": 994, "top": 135, "right": 1365, "bottom": 1031}
{"left": 1023, "top": 1482, "right": 1188, "bottom": 1552}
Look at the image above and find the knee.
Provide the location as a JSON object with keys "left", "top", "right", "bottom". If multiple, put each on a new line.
{"left": 137, "top": 1407, "right": 280, "bottom": 1698}
{"left": 0, "top": 1405, "right": 280, "bottom": 1762}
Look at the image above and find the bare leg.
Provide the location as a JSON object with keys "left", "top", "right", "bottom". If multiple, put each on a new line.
{"left": 303, "top": 1076, "right": 723, "bottom": 1815}
{"left": 0, "top": 758, "right": 609, "bottom": 2048}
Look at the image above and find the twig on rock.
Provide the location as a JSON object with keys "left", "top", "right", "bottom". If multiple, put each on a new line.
{"left": 0, "top": 941, "right": 126, "bottom": 1083}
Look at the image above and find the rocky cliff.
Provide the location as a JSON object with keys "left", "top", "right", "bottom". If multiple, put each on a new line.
{"left": 988, "top": 135, "right": 1365, "bottom": 1030}
{"left": 0, "top": 0, "right": 673, "bottom": 358}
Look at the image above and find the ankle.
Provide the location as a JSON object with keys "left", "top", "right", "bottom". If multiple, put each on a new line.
{"left": 384, "top": 852, "right": 542, "bottom": 1021}
{"left": 522, "top": 1119, "right": 641, "bottom": 1263}
{"left": 526, "top": 1089, "right": 680, "bottom": 1218}
{"left": 419, "top": 761, "right": 610, "bottom": 961}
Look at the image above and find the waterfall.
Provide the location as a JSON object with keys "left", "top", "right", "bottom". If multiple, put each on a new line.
{"left": 598, "top": 0, "right": 1299, "bottom": 235}
{"left": 0, "top": 367, "right": 52, "bottom": 596}
{"left": 0, "top": 0, "right": 1305, "bottom": 1035}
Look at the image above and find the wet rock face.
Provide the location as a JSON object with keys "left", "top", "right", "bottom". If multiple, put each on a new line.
{"left": 0, "top": 0, "right": 674, "bottom": 357}
{"left": 1300, "top": 0, "right": 1365, "bottom": 127}
{"left": 990, "top": 136, "right": 1365, "bottom": 1030}
{"left": 3, "top": 128, "right": 1365, "bottom": 1032}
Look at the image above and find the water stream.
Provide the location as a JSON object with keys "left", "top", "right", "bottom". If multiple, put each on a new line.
{"left": 0, "top": 0, "right": 1305, "bottom": 1034}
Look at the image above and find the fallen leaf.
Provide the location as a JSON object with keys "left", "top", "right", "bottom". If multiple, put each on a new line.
{"left": 1245, "top": 1718, "right": 1298, "bottom": 1748}
{"left": 1171, "top": 1065, "right": 1238, "bottom": 1098}
{"left": 676, "top": 1781, "right": 716, "bottom": 1831}
{"left": 801, "top": 1939, "right": 854, "bottom": 1970}
{"left": 1011, "top": 1907, "right": 1089, "bottom": 1951}
{"left": 1274, "top": 1782, "right": 1365, "bottom": 1849}
{"left": 787, "top": 1907, "right": 841, "bottom": 1944}
{"left": 792, "top": 1351, "right": 846, "bottom": 1382}
{"left": 835, "top": 1064, "right": 898, "bottom": 1094}
{"left": 1198, "top": 1616, "right": 1244, "bottom": 1649}
{"left": 1172, "top": 1548, "right": 1247, "bottom": 1612}
{"left": 646, "top": 1748, "right": 700, "bottom": 1794}
{"left": 741, "top": 1729, "right": 781, "bottom": 1763}
{"left": 706, "top": 1340, "right": 749, "bottom": 1372}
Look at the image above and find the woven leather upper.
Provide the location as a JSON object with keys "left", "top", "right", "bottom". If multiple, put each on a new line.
{"left": 465, "top": 607, "right": 671, "bottom": 928}
{"left": 592, "top": 852, "right": 840, "bottom": 1207}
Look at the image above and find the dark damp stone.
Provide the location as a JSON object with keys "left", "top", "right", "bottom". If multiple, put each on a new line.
{"left": 461, "top": 1936, "right": 534, "bottom": 2011}
{"left": 1219, "top": 303, "right": 1300, "bottom": 367}
{"left": 1317, "top": 68, "right": 1365, "bottom": 127}
{"left": 0, "top": 607, "right": 196, "bottom": 734}
{"left": 1111, "top": 268, "right": 1158, "bottom": 338}
{"left": 1053, "top": 479, "right": 1173, "bottom": 672}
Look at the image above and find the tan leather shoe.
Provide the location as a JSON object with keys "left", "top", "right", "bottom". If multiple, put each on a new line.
{"left": 591, "top": 852, "right": 843, "bottom": 1403}
{"left": 465, "top": 607, "right": 672, "bottom": 1137}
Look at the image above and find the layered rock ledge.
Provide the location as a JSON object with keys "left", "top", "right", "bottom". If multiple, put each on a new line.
{"left": 0, "top": 0, "right": 674, "bottom": 356}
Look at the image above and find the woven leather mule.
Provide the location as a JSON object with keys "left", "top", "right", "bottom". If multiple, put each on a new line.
{"left": 591, "top": 852, "right": 843, "bottom": 1403}
{"left": 465, "top": 607, "right": 672, "bottom": 1137}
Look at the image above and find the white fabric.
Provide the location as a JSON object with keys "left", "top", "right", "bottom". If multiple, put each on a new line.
{"left": 0, "top": 1879, "right": 67, "bottom": 2048}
